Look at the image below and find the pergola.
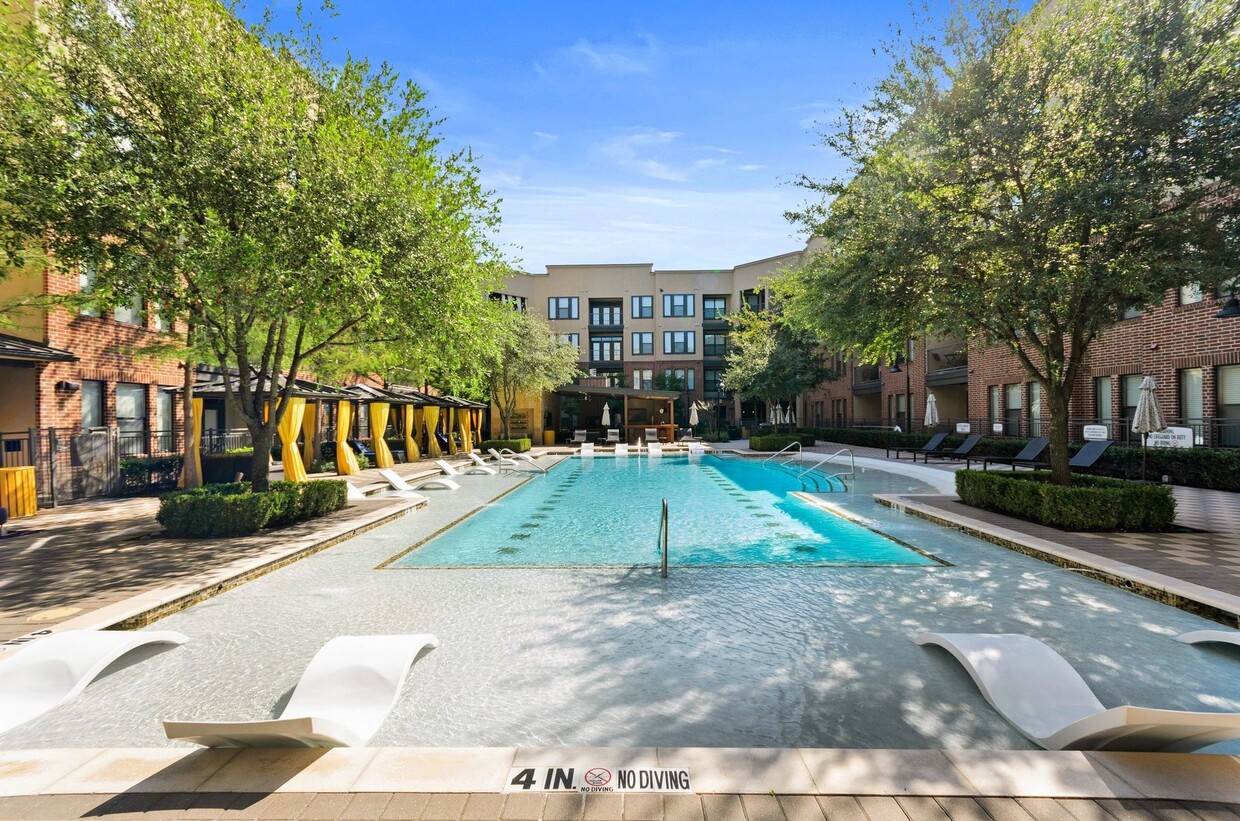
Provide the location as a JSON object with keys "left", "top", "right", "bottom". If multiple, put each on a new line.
{"left": 553, "top": 384, "right": 681, "bottom": 443}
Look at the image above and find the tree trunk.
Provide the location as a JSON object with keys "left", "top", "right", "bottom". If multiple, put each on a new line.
{"left": 249, "top": 427, "right": 277, "bottom": 492}
{"left": 180, "top": 357, "right": 201, "bottom": 489}
{"left": 1045, "top": 383, "right": 1073, "bottom": 486}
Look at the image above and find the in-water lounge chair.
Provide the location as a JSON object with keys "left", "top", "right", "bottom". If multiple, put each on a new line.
{"left": 969, "top": 437, "right": 1051, "bottom": 470}
{"left": 1, "top": 629, "right": 188, "bottom": 736}
{"left": 915, "top": 632, "right": 1240, "bottom": 752}
{"left": 436, "top": 458, "right": 496, "bottom": 477}
{"left": 164, "top": 634, "right": 439, "bottom": 748}
{"left": 886, "top": 432, "right": 948, "bottom": 461}
{"left": 919, "top": 434, "right": 983, "bottom": 463}
{"left": 375, "top": 469, "right": 430, "bottom": 502}
{"left": 614, "top": 443, "right": 629, "bottom": 457}
{"left": 385, "top": 467, "right": 458, "bottom": 492}
{"left": 1177, "top": 630, "right": 1240, "bottom": 649}
{"left": 487, "top": 448, "right": 539, "bottom": 468}
{"left": 580, "top": 442, "right": 595, "bottom": 457}
{"left": 647, "top": 442, "right": 664, "bottom": 457}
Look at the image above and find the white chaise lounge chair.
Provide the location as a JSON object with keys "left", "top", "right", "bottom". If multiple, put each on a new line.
{"left": 380, "top": 467, "right": 458, "bottom": 492}
{"left": 436, "top": 458, "right": 497, "bottom": 477}
{"left": 915, "top": 632, "right": 1240, "bottom": 752}
{"left": 605, "top": 429, "right": 620, "bottom": 444}
{"left": 1177, "top": 630, "right": 1240, "bottom": 649}
{"left": 614, "top": 443, "right": 629, "bottom": 457}
{"left": 164, "top": 634, "right": 439, "bottom": 748}
{"left": 487, "top": 448, "right": 538, "bottom": 468}
{"left": 580, "top": 443, "right": 595, "bottom": 457}
{"left": 375, "top": 469, "right": 430, "bottom": 503}
{"left": 647, "top": 442, "right": 663, "bottom": 457}
{"left": 346, "top": 483, "right": 366, "bottom": 502}
{"left": 0, "top": 629, "right": 188, "bottom": 736}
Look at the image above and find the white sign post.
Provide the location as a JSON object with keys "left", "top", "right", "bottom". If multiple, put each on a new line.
{"left": 1146, "top": 426, "right": 1193, "bottom": 449}
{"left": 991, "top": 423, "right": 1004, "bottom": 434}
{"left": 956, "top": 422, "right": 971, "bottom": 434}
{"left": 1082, "top": 425, "right": 1109, "bottom": 441}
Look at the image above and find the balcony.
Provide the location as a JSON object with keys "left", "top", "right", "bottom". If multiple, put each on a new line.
{"left": 925, "top": 341, "right": 968, "bottom": 386}
{"left": 702, "top": 316, "right": 729, "bottom": 332}
{"left": 588, "top": 321, "right": 624, "bottom": 333}
{"left": 851, "top": 364, "right": 882, "bottom": 395}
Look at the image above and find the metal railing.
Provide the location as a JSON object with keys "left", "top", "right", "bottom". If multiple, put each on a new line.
{"left": 925, "top": 341, "right": 968, "bottom": 373}
{"left": 657, "top": 498, "right": 669, "bottom": 578}
{"left": 798, "top": 448, "right": 855, "bottom": 491}
{"left": 762, "top": 441, "right": 802, "bottom": 465}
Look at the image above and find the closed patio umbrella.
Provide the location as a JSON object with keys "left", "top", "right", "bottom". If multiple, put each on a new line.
{"left": 768, "top": 404, "right": 776, "bottom": 425}
{"left": 1132, "top": 375, "right": 1167, "bottom": 482}
{"left": 688, "top": 404, "right": 699, "bottom": 428}
{"left": 601, "top": 403, "right": 611, "bottom": 428}
{"left": 925, "top": 393, "right": 940, "bottom": 428}
{"left": 788, "top": 408, "right": 796, "bottom": 427}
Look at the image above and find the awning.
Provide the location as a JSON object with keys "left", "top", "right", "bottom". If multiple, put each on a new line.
{"left": 0, "top": 333, "right": 77, "bottom": 363}
{"left": 182, "top": 374, "right": 347, "bottom": 399}
{"left": 554, "top": 385, "right": 680, "bottom": 401}
{"left": 343, "top": 383, "right": 425, "bottom": 405}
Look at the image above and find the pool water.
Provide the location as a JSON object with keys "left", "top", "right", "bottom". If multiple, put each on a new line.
{"left": 390, "top": 455, "right": 937, "bottom": 568}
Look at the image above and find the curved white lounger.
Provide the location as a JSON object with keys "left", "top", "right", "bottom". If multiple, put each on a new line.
{"left": 375, "top": 469, "right": 431, "bottom": 502}
{"left": 916, "top": 632, "right": 1240, "bottom": 752}
{"left": 1177, "top": 630, "right": 1240, "bottom": 648}
{"left": 164, "top": 633, "right": 439, "bottom": 748}
{"left": 0, "top": 629, "right": 188, "bottom": 736}
{"left": 436, "top": 458, "right": 496, "bottom": 477}
{"left": 488, "top": 448, "right": 538, "bottom": 467}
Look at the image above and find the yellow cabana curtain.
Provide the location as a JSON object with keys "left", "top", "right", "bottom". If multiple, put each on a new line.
{"left": 371, "top": 402, "right": 394, "bottom": 468}
{"left": 423, "top": 405, "right": 442, "bottom": 457}
{"left": 445, "top": 407, "right": 459, "bottom": 454}
{"left": 456, "top": 407, "right": 472, "bottom": 452}
{"left": 178, "top": 397, "right": 204, "bottom": 488}
{"left": 335, "top": 400, "right": 361, "bottom": 475}
{"left": 471, "top": 408, "right": 483, "bottom": 446}
{"left": 277, "top": 397, "right": 308, "bottom": 482}
{"left": 403, "top": 405, "right": 421, "bottom": 460}
{"left": 301, "top": 402, "right": 318, "bottom": 469}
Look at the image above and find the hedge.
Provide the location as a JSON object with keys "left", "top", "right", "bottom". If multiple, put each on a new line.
{"left": 157, "top": 479, "right": 348, "bottom": 538}
{"left": 699, "top": 430, "right": 732, "bottom": 443}
{"left": 802, "top": 426, "right": 1240, "bottom": 491}
{"left": 956, "top": 470, "right": 1176, "bottom": 532}
{"left": 748, "top": 433, "right": 817, "bottom": 451}
{"left": 480, "top": 438, "right": 531, "bottom": 453}
{"left": 119, "top": 455, "right": 183, "bottom": 496}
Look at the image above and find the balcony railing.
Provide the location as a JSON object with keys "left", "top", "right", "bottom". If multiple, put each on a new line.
{"left": 926, "top": 341, "right": 968, "bottom": 373}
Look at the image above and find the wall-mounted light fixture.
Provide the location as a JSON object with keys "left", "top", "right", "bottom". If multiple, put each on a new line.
{"left": 1216, "top": 296, "right": 1240, "bottom": 319}
{"left": 55, "top": 381, "right": 81, "bottom": 393}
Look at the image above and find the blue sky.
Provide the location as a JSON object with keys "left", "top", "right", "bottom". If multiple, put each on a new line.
{"left": 246, "top": 2, "right": 968, "bottom": 271}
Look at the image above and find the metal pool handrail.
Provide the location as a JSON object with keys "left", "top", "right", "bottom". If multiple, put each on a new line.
{"left": 762, "top": 441, "right": 802, "bottom": 465}
{"left": 798, "top": 448, "right": 855, "bottom": 491}
{"left": 658, "top": 498, "right": 669, "bottom": 578}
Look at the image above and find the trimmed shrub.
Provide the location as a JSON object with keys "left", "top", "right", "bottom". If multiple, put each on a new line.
{"left": 700, "top": 430, "right": 732, "bottom": 443}
{"left": 480, "top": 438, "right": 532, "bottom": 453}
{"left": 118, "top": 455, "right": 184, "bottom": 496}
{"left": 157, "top": 479, "right": 349, "bottom": 538}
{"left": 748, "top": 433, "right": 817, "bottom": 451}
{"left": 956, "top": 470, "right": 1176, "bottom": 532}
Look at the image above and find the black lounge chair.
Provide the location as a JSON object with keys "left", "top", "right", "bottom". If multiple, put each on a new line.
{"left": 969, "top": 437, "right": 1050, "bottom": 470}
{"left": 348, "top": 439, "right": 376, "bottom": 459}
{"left": 886, "top": 432, "right": 948, "bottom": 461}
{"left": 919, "top": 433, "right": 983, "bottom": 463}
{"left": 1026, "top": 439, "right": 1115, "bottom": 472}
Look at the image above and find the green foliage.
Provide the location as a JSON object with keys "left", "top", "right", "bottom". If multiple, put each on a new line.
{"left": 699, "top": 430, "right": 733, "bottom": 443}
{"left": 748, "top": 433, "right": 817, "bottom": 451}
{"left": 484, "top": 307, "right": 582, "bottom": 439}
{"left": 721, "top": 306, "right": 835, "bottom": 404}
{"left": 652, "top": 372, "right": 684, "bottom": 391}
{"left": 780, "top": 0, "right": 1240, "bottom": 484}
{"left": 156, "top": 479, "right": 347, "bottom": 538}
{"left": 118, "top": 455, "right": 184, "bottom": 496}
{"left": 956, "top": 470, "right": 1176, "bottom": 532}
{"left": 480, "top": 438, "right": 532, "bottom": 453}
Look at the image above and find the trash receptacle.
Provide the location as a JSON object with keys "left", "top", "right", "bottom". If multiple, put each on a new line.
{"left": 542, "top": 430, "right": 556, "bottom": 447}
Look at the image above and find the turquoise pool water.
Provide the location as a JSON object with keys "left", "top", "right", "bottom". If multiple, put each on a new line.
{"left": 391, "top": 454, "right": 937, "bottom": 568}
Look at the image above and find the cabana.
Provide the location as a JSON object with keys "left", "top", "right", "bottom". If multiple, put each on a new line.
{"left": 384, "top": 385, "right": 448, "bottom": 459}
{"left": 342, "top": 384, "right": 428, "bottom": 470}
{"left": 553, "top": 385, "right": 679, "bottom": 444}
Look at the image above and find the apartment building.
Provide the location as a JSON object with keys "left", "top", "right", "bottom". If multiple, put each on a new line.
{"left": 496, "top": 245, "right": 817, "bottom": 440}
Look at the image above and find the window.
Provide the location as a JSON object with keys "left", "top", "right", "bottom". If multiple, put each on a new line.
{"left": 1180, "top": 368, "right": 1203, "bottom": 422}
{"left": 703, "top": 297, "right": 727, "bottom": 319}
{"left": 116, "top": 383, "right": 147, "bottom": 456}
{"left": 632, "top": 369, "right": 653, "bottom": 391}
{"left": 631, "top": 295, "right": 653, "bottom": 319}
{"left": 988, "top": 385, "right": 1000, "bottom": 425}
{"left": 741, "top": 289, "right": 764, "bottom": 312}
{"left": 156, "top": 389, "right": 175, "bottom": 452}
{"left": 114, "top": 294, "right": 143, "bottom": 325}
{"left": 491, "top": 292, "right": 527, "bottom": 311}
{"left": 81, "top": 380, "right": 105, "bottom": 428}
{"left": 1095, "top": 376, "right": 1113, "bottom": 426}
{"left": 590, "top": 303, "right": 622, "bottom": 326}
{"left": 1121, "top": 374, "right": 1144, "bottom": 442}
{"left": 1179, "top": 283, "right": 1203, "bottom": 306}
{"left": 78, "top": 265, "right": 99, "bottom": 317}
{"left": 631, "top": 332, "right": 653, "bottom": 355}
{"left": 662, "top": 330, "right": 695, "bottom": 354}
{"left": 558, "top": 333, "right": 580, "bottom": 352}
{"left": 1004, "top": 384, "right": 1022, "bottom": 435}
{"left": 1218, "top": 365, "right": 1240, "bottom": 447}
{"left": 662, "top": 293, "right": 694, "bottom": 317}
{"left": 590, "top": 336, "right": 621, "bottom": 362}
{"left": 704, "top": 368, "right": 723, "bottom": 395}
{"left": 832, "top": 399, "right": 846, "bottom": 425}
{"left": 1121, "top": 305, "right": 1144, "bottom": 320}
{"left": 703, "top": 333, "right": 727, "bottom": 357}
{"left": 662, "top": 368, "right": 695, "bottom": 391}
{"left": 888, "top": 393, "right": 908, "bottom": 426}
{"left": 547, "top": 296, "right": 579, "bottom": 320}
{"left": 1028, "top": 382, "right": 1042, "bottom": 436}
{"left": 150, "top": 302, "right": 176, "bottom": 331}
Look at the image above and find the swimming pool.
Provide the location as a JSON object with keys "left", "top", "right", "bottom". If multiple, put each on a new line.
{"left": 390, "top": 455, "right": 937, "bottom": 568}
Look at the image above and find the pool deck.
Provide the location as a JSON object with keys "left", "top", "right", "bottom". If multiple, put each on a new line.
{"left": 2, "top": 445, "right": 1240, "bottom": 816}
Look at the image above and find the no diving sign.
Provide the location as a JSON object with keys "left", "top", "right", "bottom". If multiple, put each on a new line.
{"left": 505, "top": 766, "right": 693, "bottom": 793}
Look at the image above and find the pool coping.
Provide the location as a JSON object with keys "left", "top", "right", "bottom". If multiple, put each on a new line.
{"left": 876, "top": 493, "right": 1240, "bottom": 626}
{"left": 0, "top": 747, "right": 1238, "bottom": 802}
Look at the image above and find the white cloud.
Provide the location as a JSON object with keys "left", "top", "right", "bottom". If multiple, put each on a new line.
{"left": 532, "top": 131, "right": 559, "bottom": 142}
{"left": 599, "top": 130, "right": 691, "bottom": 181}
{"left": 739, "top": 164, "right": 764, "bottom": 172}
{"left": 561, "top": 34, "right": 660, "bottom": 75}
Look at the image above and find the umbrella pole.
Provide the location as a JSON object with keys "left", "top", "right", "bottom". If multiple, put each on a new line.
{"left": 1142, "top": 432, "right": 1147, "bottom": 483}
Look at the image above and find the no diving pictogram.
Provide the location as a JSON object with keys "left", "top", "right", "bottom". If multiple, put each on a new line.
{"left": 583, "top": 768, "right": 611, "bottom": 787}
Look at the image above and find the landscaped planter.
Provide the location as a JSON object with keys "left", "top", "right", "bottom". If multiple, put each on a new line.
{"left": 157, "top": 480, "right": 348, "bottom": 538}
{"left": 955, "top": 470, "right": 1176, "bottom": 532}
{"left": 201, "top": 454, "right": 251, "bottom": 484}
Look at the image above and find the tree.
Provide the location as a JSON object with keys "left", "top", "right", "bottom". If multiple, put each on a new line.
{"left": 781, "top": 0, "right": 1239, "bottom": 483}
{"left": 484, "top": 306, "right": 581, "bottom": 440}
{"left": 721, "top": 304, "right": 835, "bottom": 419}
{"left": 1, "top": 0, "right": 504, "bottom": 490}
